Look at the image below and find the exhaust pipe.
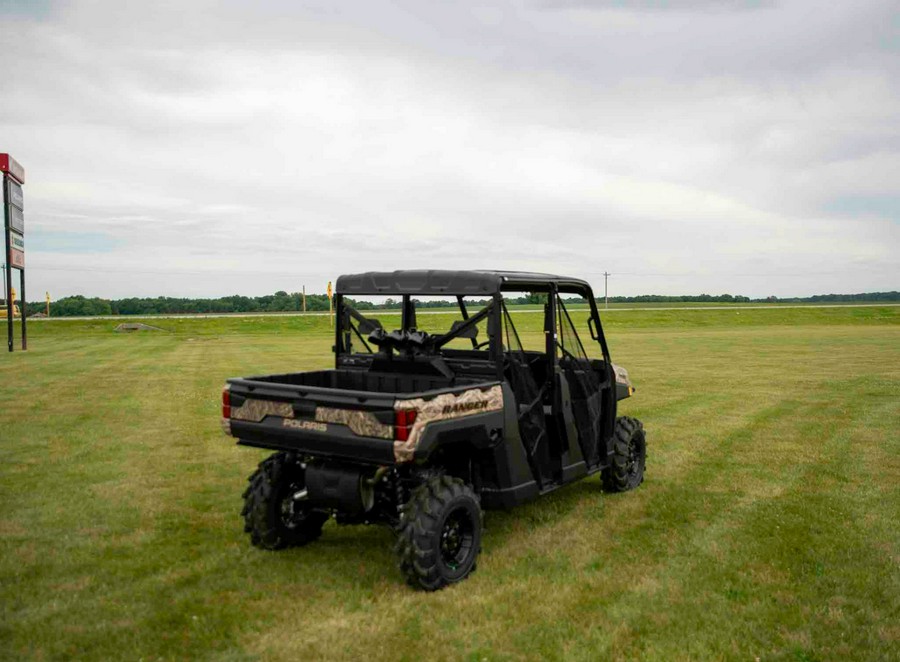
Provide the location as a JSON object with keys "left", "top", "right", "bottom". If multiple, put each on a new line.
{"left": 305, "top": 463, "right": 387, "bottom": 515}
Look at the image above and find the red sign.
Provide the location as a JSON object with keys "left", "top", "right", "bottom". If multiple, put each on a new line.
{"left": 0, "top": 154, "right": 25, "bottom": 184}
{"left": 10, "top": 247, "right": 24, "bottom": 269}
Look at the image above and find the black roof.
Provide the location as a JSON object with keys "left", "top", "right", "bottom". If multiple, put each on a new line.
{"left": 335, "top": 270, "right": 592, "bottom": 296}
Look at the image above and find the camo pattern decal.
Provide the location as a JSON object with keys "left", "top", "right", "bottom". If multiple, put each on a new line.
{"left": 315, "top": 407, "right": 392, "bottom": 439}
{"left": 392, "top": 385, "right": 504, "bottom": 462}
{"left": 612, "top": 363, "right": 632, "bottom": 388}
{"left": 227, "top": 397, "right": 392, "bottom": 439}
{"left": 230, "top": 398, "right": 294, "bottom": 422}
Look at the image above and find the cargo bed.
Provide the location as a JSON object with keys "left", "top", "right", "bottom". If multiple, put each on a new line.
{"left": 225, "top": 369, "right": 497, "bottom": 463}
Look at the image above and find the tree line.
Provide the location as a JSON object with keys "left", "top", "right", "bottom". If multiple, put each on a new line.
{"left": 18, "top": 290, "right": 900, "bottom": 317}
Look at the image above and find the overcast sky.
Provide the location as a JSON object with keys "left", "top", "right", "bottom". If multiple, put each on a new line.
{"left": 1, "top": 0, "right": 898, "bottom": 300}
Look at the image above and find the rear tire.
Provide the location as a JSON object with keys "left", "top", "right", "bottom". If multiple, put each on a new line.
{"left": 242, "top": 452, "right": 329, "bottom": 550}
{"left": 602, "top": 417, "right": 646, "bottom": 493}
{"left": 396, "top": 476, "right": 482, "bottom": 591}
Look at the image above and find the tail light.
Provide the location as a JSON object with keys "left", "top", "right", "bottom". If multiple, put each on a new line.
{"left": 222, "top": 387, "right": 231, "bottom": 419}
{"left": 394, "top": 409, "right": 418, "bottom": 441}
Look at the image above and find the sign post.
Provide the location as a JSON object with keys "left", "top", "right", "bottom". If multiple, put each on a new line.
{"left": 2, "top": 153, "right": 26, "bottom": 351}
{"left": 327, "top": 281, "right": 333, "bottom": 327}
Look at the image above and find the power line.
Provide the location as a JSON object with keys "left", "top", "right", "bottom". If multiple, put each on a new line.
{"left": 603, "top": 271, "right": 610, "bottom": 309}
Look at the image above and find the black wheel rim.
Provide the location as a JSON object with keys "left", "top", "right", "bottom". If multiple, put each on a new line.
{"left": 440, "top": 507, "right": 475, "bottom": 571}
{"left": 626, "top": 434, "right": 643, "bottom": 480}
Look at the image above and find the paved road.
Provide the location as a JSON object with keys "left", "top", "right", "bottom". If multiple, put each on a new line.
{"left": 26, "top": 302, "right": 900, "bottom": 321}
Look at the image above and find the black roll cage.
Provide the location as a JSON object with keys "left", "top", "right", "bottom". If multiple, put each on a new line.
{"left": 333, "top": 283, "right": 612, "bottom": 379}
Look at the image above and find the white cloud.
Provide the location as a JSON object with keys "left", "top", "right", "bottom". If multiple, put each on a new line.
{"left": 1, "top": 0, "right": 897, "bottom": 299}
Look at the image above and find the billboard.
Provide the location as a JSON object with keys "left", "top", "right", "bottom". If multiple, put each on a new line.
{"left": 7, "top": 204, "right": 24, "bottom": 234}
{"left": 4, "top": 165, "right": 25, "bottom": 254}
{"left": 9, "top": 231, "right": 24, "bottom": 269}
{"left": 0, "top": 153, "right": 25, "bottom": 184}
{"left": 2, "top": 153, "right": 26, "bottom": 352}
{"left": 6, "top": 178, "right": 23, "bottom": 211}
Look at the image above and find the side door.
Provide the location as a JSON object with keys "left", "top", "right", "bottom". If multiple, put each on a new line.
{"left": 555, "top": 294, "right": 605, "bottom": 467}
{"left": 498, "top": 298, "right": 556, "bottom": 488}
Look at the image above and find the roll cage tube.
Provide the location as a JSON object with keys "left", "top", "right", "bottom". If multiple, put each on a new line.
{"left": 335, "top": 294, "right": 501, "bottom": 362}
{"left": 527, "top": 283, "right": 610, "bottom": 411}
{"left": 550, "top": 284, "right": 611, "bottom": 363}
{"left": 457, "top": 295, "right": 478, "bottom": 350}
{"left": 584, "top": 290, "right": 612, "bottom": 362}
{"left": 401, "top": 294, "right": 416, "bottom": 331}
{"left": 430, "top": 300, "right": 494, "bottom": 349}
{"left": 336, "top": 286, "right": 608, "bottom": 365}
{"left": 555, "top": 297, "right": 586, "bottom": 363}
{"left": 364, "top": 300, "right": 496, "bottom": 359}
{"left": 343, "top": 304, "right": 379, "bottom": 353}
{"left": 335, "top": 295, "right": 377, "bottom": 358}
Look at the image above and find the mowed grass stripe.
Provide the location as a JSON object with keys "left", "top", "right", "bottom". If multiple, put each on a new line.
{"left": 575, "top": 396, "right": 876, "bottom": 660}
{"left": 1, "top": 337, "right": 289, "bottom": 658}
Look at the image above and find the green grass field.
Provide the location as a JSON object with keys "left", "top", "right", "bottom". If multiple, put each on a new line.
{"left": 1, "top": 307, "right": 898, "bottom": 661}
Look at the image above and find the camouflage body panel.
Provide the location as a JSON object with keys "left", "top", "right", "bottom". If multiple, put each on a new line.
{"left": 612, "top": 363, "right": 634, "bottom": 400}
{"left": 230, "top": 398, "right": 294, "bottom": 422}
{"left": 393, "top": 385, "right": 504, "bottom": 462}
{"left": 315, "top": 407, "right": 392, "bottom": 439}
{"left": 612, "top": 363, "right": 632, "bottom": 388}
{"left": 227, "top": 397, "right": 391, "bottom": 439}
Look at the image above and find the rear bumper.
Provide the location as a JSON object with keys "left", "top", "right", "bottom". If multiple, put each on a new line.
{"left": 230, "top": 419, "right": 395, "bottom": 465}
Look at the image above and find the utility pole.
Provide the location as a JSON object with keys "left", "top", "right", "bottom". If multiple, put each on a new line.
{"left": 302, "top": 285, "right": 306, "bottom": 312}
{"left": 327, "top": 281, "right": 333, "bottom": 327}
{"left": 603, "top": 271, "right": 610, "bottom": 309}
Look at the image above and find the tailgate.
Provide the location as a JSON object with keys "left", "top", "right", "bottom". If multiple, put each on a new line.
{"left": 223, "top": 378, "right": 397, "bottom": 464}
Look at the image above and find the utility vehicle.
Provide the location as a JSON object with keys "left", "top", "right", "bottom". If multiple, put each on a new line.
{"left": 221, "top": 270, "right": 646, "bottom": 590}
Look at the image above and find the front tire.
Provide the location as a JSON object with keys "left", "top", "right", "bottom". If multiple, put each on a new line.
{"left": 241, "top": 452, "right": 329, "bottom": 550}
{"left": 396, "top": 476, "right": 482, "bottom": 591}
{"left": 602, "top": 417, "right": 646, "bottom": 493}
